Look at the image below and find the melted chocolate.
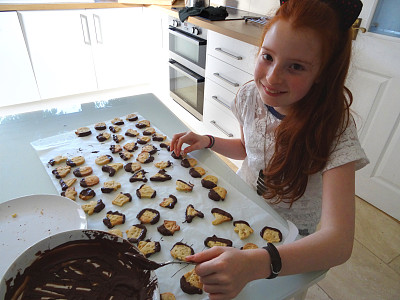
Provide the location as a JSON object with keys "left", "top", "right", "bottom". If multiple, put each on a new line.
{"left": 96, "top": 133, "right": 108, "bottom": 142}
{"left": 130, "top": 170, "right": 148, "bottom": 183}
{"left": 211, "top": 208, "right": 233, "bottom": 220}
{"left": 180, "top": 158, "right": 191, "bottom": 168}
{"left": 102, "top": 165, "right": 117, "bottom": 177}
{"left": 201, "top": 179, "right": 217, "bottom": 189}
{"left": 136, "top": 208, "right": 160, "bottom": 225}
{"left": 93, "top": 199, "right": 106, "bottom": 213}
{"left": 136, "top": 123, "right": 147, "bottom": 129}
{"left": 260, "top": 226, "right": 283, "bottom": 242}
{"left": 204, "top": 235, "right": 233, "bottom": 248}
{"left": 171, "top": 151, "right": 183, "bottom": 159}
{"left": 103, "top": 211, "right": 125, "bottom": 228}
{"left": 51, "top": 169, "right": 62, "bottom": 179}
{"left": 157, "top": 223, "right": 174, "bottom": 236}
{"left": 159, "top": 143, "right": 170, "bottom": 151}
{"left": 127, "top": 224, "right": 147, "bottom": 243}
{"left": 180, "top": 274, "right": 203, "bottom": 295}
{"left": 160, "top": 195, "right": 177, "bottom": 209}
{"left": 185, "top": 204, "right": 204, "bottom": 223}
{"left": 189, "top": 168, "right": 202, "bottom": 178}
{"left": 208, "top": 189, "right": 223, "bottom": 201}
{"left": 79, "top": 188, "right": 96, "bottom": 200}
{"left": 124, "top": 162, "right": 140, "bottom": 173}
{"left": 101, "top": 187, "right": 114, "bottom": 193}
{"left": 59, "top": 179, "right": 69, "bottom": 191}
{"left": 109, "top": 125, "right": 119, "bottom": 133}
{"left": 77, "top": 130, "right": 91, "bottom": 137}
{"left": 150, "top": 170, "right": 172, "bottom": 182}
{"left": 4, "top": 231, "right": 157, "bottom": 300}
{"left": 94, "top": 124, "right": 106, "bottom": 130}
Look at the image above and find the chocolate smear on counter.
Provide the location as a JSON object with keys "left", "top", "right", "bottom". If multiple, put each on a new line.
{"left": 4, "top": 231, "right": 158, "bottom": 300}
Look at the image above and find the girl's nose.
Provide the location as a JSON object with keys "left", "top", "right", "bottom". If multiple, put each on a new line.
{"left": 266, "top": 64, "right": 283, "bottom": 85}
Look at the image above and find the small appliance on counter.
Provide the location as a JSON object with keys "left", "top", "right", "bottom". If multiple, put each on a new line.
{"left": 185, "top": 0, "right": 209, "bottom": 8}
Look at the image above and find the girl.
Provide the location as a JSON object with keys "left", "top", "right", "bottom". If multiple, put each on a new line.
{"left": 171, "top": 0, "right": 369, "bottom": 299}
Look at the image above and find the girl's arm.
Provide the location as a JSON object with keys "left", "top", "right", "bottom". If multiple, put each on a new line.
{"left": 170, "top": 127, "right": 247, "bottom": 160}
{"left": 188, "top": 161, "right": 356, "bottom": 300}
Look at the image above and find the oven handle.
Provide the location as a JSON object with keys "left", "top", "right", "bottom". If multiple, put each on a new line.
{"left": 169, "top": 59, "right": 205, "bottom": 83}
{"left": 169, "top": 26, "right": 207, "bottom": 46}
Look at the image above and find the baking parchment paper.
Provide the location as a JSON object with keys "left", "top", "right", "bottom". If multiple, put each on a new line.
{"left": 31, "top": 113, "right": 297, "bottom": 299}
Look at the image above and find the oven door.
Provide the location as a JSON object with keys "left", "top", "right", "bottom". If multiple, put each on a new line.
{"left": 169, "top": 59, "right": 204, "bottom": 121}
{"left": 169, "top": 26, "right": 207, "bottom": 76}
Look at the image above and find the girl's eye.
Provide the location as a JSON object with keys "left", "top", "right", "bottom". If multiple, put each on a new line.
{"left": 262, "top": 54, "right": 273, "bottom": 61}
{"left": 290, "top": 63, "right": 304, "bottom": 71}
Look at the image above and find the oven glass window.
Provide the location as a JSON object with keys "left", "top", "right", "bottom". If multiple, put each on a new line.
{"left": 169, "top": 60, "right": 204, "bottom": 119}
{"left": 169, "top": 28, "right": 206, "bottom": 68}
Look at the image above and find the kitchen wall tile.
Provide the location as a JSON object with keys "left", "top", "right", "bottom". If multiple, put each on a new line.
{"left": 318, "top": 240, "right": 400, "bottom": 300}
{"left": 354, "top": 196, "right": 400, "bottom": 264}
{"left": 248, "top": 0, "right": 279, "bottom": 16}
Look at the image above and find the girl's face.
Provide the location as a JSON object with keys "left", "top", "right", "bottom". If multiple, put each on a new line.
{"left": 254, "top": 19, "right": 322, "bottom": 115}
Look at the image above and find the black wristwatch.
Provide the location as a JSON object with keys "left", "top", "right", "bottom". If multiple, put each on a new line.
{"left": 263, "top": 243, "right": 282, "bottom": 279}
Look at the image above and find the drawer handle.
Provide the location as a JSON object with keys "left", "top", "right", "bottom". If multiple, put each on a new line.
{"left": 215, "top": 47, "right": 243, "bottom": 60}
{"left": 210, "top": 120, "right": 234, "bottom": 137}
{"left": 213, "top": 73, "right": 239, "bottom": 87}
{"left": 212, "top": 96, "right": 231, "bottom": 110}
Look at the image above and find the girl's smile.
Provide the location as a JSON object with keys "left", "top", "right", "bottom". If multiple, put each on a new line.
{"left": 254, "top": 19, "right": 322, "bottom": 115}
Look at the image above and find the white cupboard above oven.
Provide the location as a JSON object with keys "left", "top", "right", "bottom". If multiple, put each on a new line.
{"left": 204, "top": 30, "right": 258, "bottom": 140}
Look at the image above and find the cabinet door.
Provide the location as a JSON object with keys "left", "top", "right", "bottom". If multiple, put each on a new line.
{"left": 18, "top": 10, "right": 97, "bottom": 100}
{"left": 87, "top": 8, "right": 148, "bottom": 90}
{"left": 0, "top": 12, "right": 40, "bottom": 107}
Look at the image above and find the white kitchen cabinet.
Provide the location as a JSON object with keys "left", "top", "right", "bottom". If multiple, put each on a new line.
{"left": 18, "top": 8, "right": 145, "bottom": 100}
{"left": 18, "top": 10, "right": 98, "bottom": 100}
{"left": 0, "top": 11, "right": 40, "bottom": 107}
{"left": 86, "top": 8, "right": 147, "bottom": 90}
{"left": 204, "top": 30, "right": 257, "bottom": 140}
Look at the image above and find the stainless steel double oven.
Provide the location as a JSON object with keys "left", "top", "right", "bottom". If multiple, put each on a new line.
{"left": 168, "top": 17, "right": 207, "bottom": 120}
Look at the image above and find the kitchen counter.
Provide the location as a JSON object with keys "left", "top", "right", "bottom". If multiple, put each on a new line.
{"left": 0, "top": 0, "right": 264, "bottom": 46}
{"left": 0, "top": 93, "right": 326, "bottom": 299}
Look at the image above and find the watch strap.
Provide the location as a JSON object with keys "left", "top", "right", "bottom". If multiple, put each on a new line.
{"left": 263, "top": 243, "right": 282, "bottom": 279}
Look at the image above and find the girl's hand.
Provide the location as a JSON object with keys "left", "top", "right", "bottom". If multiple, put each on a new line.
{"left": 186, "top": 247, "right": 267, "bottom": 300}
{"left": 170, "top": 131, "right": 210, "bottom": 156}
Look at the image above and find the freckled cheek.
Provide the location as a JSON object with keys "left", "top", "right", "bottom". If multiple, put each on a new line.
{"left": 290, "top": 79, "right": 314, "bottom": 98}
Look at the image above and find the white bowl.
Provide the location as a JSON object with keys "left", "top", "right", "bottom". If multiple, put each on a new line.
{"left": 0, "top": 229, "right": 159, "bottom": 299}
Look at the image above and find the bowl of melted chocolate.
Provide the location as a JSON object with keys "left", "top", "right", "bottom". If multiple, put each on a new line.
{"left": 1, "top": 229, "right": 159, "bottom": 300}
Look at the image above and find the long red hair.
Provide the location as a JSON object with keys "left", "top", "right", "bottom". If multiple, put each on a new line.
{"left": 261, "top": 0, "right": 353, "bottom": 205}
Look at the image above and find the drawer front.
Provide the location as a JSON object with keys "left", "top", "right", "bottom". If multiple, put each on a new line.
{"left": 206, "top": 55, "right": 253, "bottom": 94}
{"left": 207, "top": 30, "right": 258, "bottom": 74}
{"left": 203, "top": 97, "right": 241, "bottom": 139}
{"left": 204, "top": 77, "right": 236, "bottom": 112}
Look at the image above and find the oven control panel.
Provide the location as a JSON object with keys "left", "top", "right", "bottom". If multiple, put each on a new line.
{"left": 169, "top": 16, "right": 207, "bottom": 39}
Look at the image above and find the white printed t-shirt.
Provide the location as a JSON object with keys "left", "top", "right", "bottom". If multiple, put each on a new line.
{"left": 231, "top": 82, "right": 369, "bottom": 235}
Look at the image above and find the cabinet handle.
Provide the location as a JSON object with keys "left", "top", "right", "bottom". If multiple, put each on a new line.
{"left": 80, "top": 14, "right": 91, "bottom": 45}
{"left": 212, "top": 96, "right": 231, "bottom": 110}
{"left": 215, "top": 47, "right": 243, "bottom": 60}
{"left": 213, "top": 73, "right": 239, "bottom": 87}
{"left": 93, "top": 14, "right": 103, "bottom": 44}
{"left": 210, "top": 120, "right": 234, "bottom": 137}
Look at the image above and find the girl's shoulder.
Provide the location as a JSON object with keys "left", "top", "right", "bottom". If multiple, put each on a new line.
{"left": 325, "top": 114, "right": 369, "bottom": 172}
